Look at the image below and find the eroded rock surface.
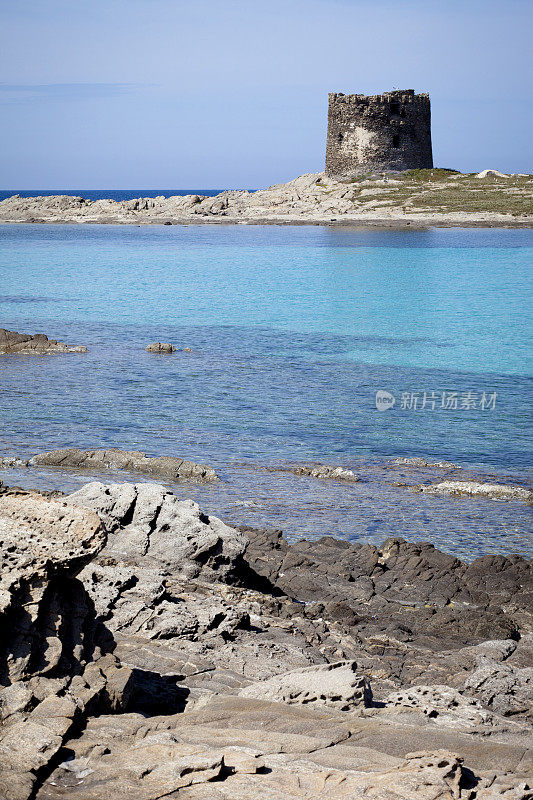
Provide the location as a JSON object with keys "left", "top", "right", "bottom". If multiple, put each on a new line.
{"left": 0, "top": 328, "right": 87, "bottom": 355}
{"left": 239, "top": 661, "right": 371, "bottom": 710}
{"left": 1, "top": 482, "right": 532, "bottom": 800}
{"left": 30, "top": 447, "right": 218, "bottom": 481}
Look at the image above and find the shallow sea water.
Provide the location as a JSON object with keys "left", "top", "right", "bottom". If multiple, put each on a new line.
{"left": 0, "top": 223, "right": 531, "bottom": 560}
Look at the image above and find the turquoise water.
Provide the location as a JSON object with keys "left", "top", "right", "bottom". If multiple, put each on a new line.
{"left": 0, "top": 223, "right": 531, "bottom": 559}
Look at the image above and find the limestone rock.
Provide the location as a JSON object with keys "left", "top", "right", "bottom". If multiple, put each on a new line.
{"left": 476, "top": 169, "right": 508, "bottom": 178}
{"left": 30, "top": 447, "right": 218, "bottom": 481}
{"left": 414, "top": 480, "right": 533, "bottom": 502}
{"left": 239, "top": 661, "right": 371, "bottom": 710}
{"left": 145, "top": 341, "right": 176, "bottom": 353}
{"left": 0, "top": 328, "right": 87, "bottom": 355}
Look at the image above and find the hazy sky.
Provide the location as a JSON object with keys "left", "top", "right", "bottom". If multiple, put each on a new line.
{"left": 1, "top": 0, "right": 531, "bottom": 188}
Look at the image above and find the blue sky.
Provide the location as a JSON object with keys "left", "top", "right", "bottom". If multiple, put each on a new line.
{"left": 1, "top": 0, "right": 531, "bottom": 188}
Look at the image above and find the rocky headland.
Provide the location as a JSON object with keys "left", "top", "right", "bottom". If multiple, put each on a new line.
{"left": 1, "top": 479, "right": 531, "bottom": 799}
{"left": 1, "top": 170, "right": 532, "bottom": 227}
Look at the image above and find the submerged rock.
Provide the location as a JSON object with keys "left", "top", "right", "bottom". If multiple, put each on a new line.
{"left": 292, "top": 464, "right": 359, "bottom": 482}
{"left": 0, "top": 457, "right": 29, "bottom": 469}
{"left": 30, "top": 447, "right": 218, "bottom": 481}
{"left": 392, "top": 457, "right": 459, "bottom": 469}
{"left": 0, "top": 328, "right": 87, "bottom": 355}
{"left": 414, "top": 480, "right": 533, "bottom": 502}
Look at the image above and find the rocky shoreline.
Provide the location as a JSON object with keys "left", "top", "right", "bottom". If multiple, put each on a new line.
{"left": 1, "top": 170, "right": 532, "bottom": 227}
{"left": 1, "top": 479, "right": 531, "bottom": 799}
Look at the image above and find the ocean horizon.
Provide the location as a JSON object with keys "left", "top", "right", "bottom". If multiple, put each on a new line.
{"left": 0, "top": 189, "right": 237, "bottom": 203}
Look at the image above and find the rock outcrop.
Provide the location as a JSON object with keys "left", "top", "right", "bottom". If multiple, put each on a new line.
{"left": 145, "top": 341, "right": 176, "bottom": 353}
{"left": 1, "top": 482, "right": 532, "bottom": 799}
{"left": 30, "top": 447, "right": 218, "bottom": 481}
{"left": 0, "top": 328, "right": 87, "bottom": 355}
{"left": 292, "top": 464, "right": 359, "bottom": 482}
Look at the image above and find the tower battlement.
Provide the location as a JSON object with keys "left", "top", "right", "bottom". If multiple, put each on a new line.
{"left": 325, "top": 89, "right": 433, "bottom": 178}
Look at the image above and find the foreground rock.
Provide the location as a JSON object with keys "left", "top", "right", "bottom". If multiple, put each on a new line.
{"left": 1, "top": 481, "right": 532, "bottom": 799}
{"left": 0, "top": 492, "right": 114, "bottom": 799}
{"left": 1, "top": 170, "right": 531, "bottom": 227}
{"left": 0, "top": 328, "right": 87, "bottom": 354}
{"left": 414, "top": 480, "right": 533, "bottom": 502}
{"left": 30, "top": 447, "right": 218, "bottom": 481}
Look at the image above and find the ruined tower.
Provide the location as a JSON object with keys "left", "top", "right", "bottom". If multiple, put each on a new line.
{"left": 325, "top": 90, "right": 433, "bottom": 178}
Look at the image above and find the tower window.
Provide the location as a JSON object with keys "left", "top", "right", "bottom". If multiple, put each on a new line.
{"left": 337, "top": 132, "right": 344, "bottom": 143}
{"left": 390, "top": 102, "right": 400, "bottom": 115}
{"left": 392, "top": 134, "right": 400, "bottom": 148}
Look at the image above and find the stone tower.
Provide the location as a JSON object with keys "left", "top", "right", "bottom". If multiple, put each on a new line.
{"left": 325, "top": 89, "right": 432, "bottom": 178}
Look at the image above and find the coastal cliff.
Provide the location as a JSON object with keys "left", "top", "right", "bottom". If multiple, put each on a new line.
{"left": 1, "top": 170, "right": 532, "bottom": 227}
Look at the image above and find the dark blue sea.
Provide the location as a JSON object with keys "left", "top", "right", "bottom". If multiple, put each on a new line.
{"left": 0, "top": 221, "right": 531, "bottom": 560}
{"left": 0, "top": 189, "right": 225, "bottom": 202}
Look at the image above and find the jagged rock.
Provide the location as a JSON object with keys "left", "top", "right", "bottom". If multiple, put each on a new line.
{"left": 241, "top": 530, "right": 532, "bottom": 651}
{"left": 31, "top": 447, "right": 218, "bottom": 481}
{"left": 0, "top": 492, "right": 112, "bottom": 799}
{"left": 292, "top": 464, "right": 359, "bottom": 482}
{"left": 68, "top": 483, "right": 251, "bottom": 645}
{"left": 145, "top": 342, "right": 176, "bottom": 353}
{"left": 0, "top": 328, "right": 87, "bottom": 354}
{"left": 68, "top": 482, "right": 246, "bottom": 581}
{"left": 239, "top": 661, "right": 371, "bottom": 710}
{"left": 65, "top": 483, "right": 251, "bottom": 644}
{"left": 413, "top": 480, "right": 533, "bottom": 502}
{"left": 0, "top": 492, "right": 105, "bottom": 684}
